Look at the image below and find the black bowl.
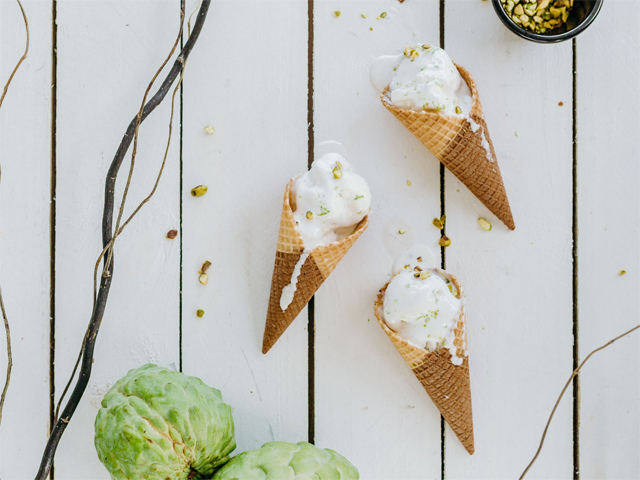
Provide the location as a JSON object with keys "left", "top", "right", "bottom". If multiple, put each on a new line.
{"left": 491, "top": 0, "right": 603, "bottom": 43}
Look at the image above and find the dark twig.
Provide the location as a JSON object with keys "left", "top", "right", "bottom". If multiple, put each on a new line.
{"left": 0, "top": 0, "right": 29, "bottom": 428}
{"left": 520, "top": 324, "right": 640, "bottom": 479}
{"left": 35, "top": 2, "right": 211, "bottom": 478}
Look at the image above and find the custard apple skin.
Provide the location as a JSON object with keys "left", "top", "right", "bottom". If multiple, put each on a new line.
{"left": 94, "top": 364, "right": 235, "bottom": 480}
{"left": 211, "top": 441, "right": 359, "bottom": 480}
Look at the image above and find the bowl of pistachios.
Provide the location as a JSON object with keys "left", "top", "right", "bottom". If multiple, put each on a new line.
{"left": 492, "top": 0, "right": 603, "bottom": 43}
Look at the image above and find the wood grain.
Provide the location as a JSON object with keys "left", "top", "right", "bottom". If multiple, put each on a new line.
{"left": 181, "top": 0, "right": 310, "bottom": 457}
{"left": 54, "top": 2, "right": 181, "bottom": 477}
{"left": 313, "top": 1, "right": 444, "bottom": 478}
{"left": 577, "top": 2, "right": 640, "bottom": 478}
{"left": 0, "top": 1, "right": 51, "bottom": 476}
{"left": 444, "top": 0, "right": 574, "bottom": 477}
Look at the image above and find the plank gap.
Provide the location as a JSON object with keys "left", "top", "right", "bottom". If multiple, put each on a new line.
{"left": 439, "top": 1, "right": 446, "bottom": 478}
{"left": 49, "top": 1, "right": 58, "bottom": 478}
{"left": 179, "top": 7, "right": 184, "bottom": 374}
{"left": 571, "top": 37, "right": 580, "bottom": 480}
{"left": 307, "top": 0, "right": 315, "bottom": 446}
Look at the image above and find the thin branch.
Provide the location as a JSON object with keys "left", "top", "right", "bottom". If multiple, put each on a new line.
{"left": 35, "top": 2, "right": 211, "bottom": 478}
{"left": 0, "top": 0, "right": 29, "bottom": 110}
{"left": 520, "top": 324, "right": 640, "bottom": 479}
{"left": 0, "top": 0, "right": 29, "bottom": 429}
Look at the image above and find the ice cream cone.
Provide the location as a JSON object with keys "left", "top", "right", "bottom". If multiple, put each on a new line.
{"left": 262, "top": 179, "right": 369, "bottom": 354}
{"left": 381, "top": 63, "right": 515, "bottom": 230}
{"left": 374, "top": 274, "right": 474, "bottom": 454}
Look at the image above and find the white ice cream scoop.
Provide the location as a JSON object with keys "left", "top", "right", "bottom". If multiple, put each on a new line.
{"left": 279, "top": 153, "right": 371, "bottom": 311}
{"left": 382, "top": 246, "right": 465, "bottom": 364}
{"left": 373, "top": 44, "right": 473, "bottom": 117}
{"left": 290, "top": 153, "right": 371, "bottom": 248}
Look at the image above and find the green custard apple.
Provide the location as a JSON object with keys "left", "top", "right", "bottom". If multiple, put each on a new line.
{"left": 95, "top": 364, "right": 235, "bottom": 480}
{"left": 212, "top": 441, "right": 359, "bottom": 480}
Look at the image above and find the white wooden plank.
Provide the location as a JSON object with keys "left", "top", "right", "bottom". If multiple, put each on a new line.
{"left": 444, "top": 1, "right": 574, "bottom": 478}
{"left": 181, "top": 0, "right": 309, "bottom": 455}
{"left": 55, "top": 2, "right": 181, "bottom": 477}
{"left": 577, "top": 2, "right": 640, "bottom": 478}
{"left": 0, "top": 0, "right": 52, "bottom": 476}
{"left": 313, "top": 2, "right": 444, "bottom": 478}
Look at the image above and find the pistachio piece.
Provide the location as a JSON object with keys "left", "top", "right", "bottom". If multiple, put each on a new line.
{"left": 332, "top": 167, "right": 343, "bottom": 179}
{"left": 203, "top": 125, "right": 215, "bottom": 135}
{"left": 514, "top": 4, "right": 524, "bottom": 15}
{"left": 478, "top": 218, "right": 492, "bottom": 231}
{"left": 336, "top": 161, "right": 343, "bottom": 170}
{"left": 619, "top": 270, "right": 627, "bottom": 275}
{"left": 421, "top": 44, "right": 431, "bottom": 50}
{"left": 199, "top": 273, "right": 209, "bottom": 285}
{"left": 334, "top": 10, "right": 341, "bottom": 17}
{"left": 191, "top": 185, "right": 208, "bottom": 197}
{"left": 455, "top": 105, "right": 462, "bottom": 114}
{"left": 414, "top": 266, "right": 423, "bottom": 272}
{"left": 419, "top": 271, "right": 430, "bottom": 280}
{"left": 199, "top": 260, "right": 212, "bottom": 274}
{"left": 166, "top": 229, "right": 178, "bottom": 239}
{"left": 398, "top": 229, "right": 406, "bottom": 235}
{"left": 439, "top": 235, "right": 451, "bottom": 247}
{"left": 306, "top": 211, "right": 313, "bottom": 220}
{"left": 404, "top": 46, "right": 412, "bottom": 57}
{"left": 196, "top": 309, "right": 205, "bottom": 318}
{"left": 414, "top": 272, "right": 421, "bottom": 278}
{"left": 380, "top": 11, "right": 387, "bottom": 18}
{"left": 406, "top": 180, "right": 412, "bottom": 186}
{"left": 361, "top": 13, "right": 368, "bottom": 18}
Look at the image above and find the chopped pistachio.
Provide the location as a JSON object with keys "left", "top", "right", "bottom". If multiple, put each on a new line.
{"left": 306, "top": 211, "right": 314, "bottom": 220}
{"left": 336, "top": 161, "right": 343, "bottom": 170}
{"left": 191, "top": 185, "right": 208, "bottom": 197}
{"left": 196, "top": 309, "right": 205, "bottom": 318}
{"left": 398, "top": 229, "right": 406, "bottom": 235}
{"left": 403, "top": 46, "right": 412, "bottom": 57}
{"left": 417, "top": 256, "right": 422, "bottom": 262}
{"left": 199, "top": 273, "right": 209, "bottom": 285}
{"left": 414, "top": 265, "right": 423, "bottom": 272}
{"left": 455, "top": 106, "right": 462, "bottom": 114}
{"left": 421, "top": 44, "right": 431, "bottom": 50}
{"left": 502, "top": 0, "right": 573, "bottom": 33}
{"left": 199, "top": 260, "right": 212, "bottom": 274}
{"left": 334, "top": 10, "right": 341, "bottom": 17}
{"left": 370, "top": 27, "right": 373, "bottom": 30}
{"left": 406, "top": 180, "right": 412, "bottom": 186}
{"left": 432, "top": 218, "right": 444, "bottom": 229}
{"left": 204, "top": 125, "right": 215, "bottom": 135}
{"left": 558, "top": 101, "right": 564, "bottom": 106}
{"left": 380, "top": 11, "right": 387, "bottom": 18}
{"left": 619, "top": 270, "right": 627, "bottom": 275}
{"left": 414, "top": 272, "right": 421, "bottom": 278}
{"left": 361, "top": 13, "right": 368, "bottom": 18}
{"left": 333, "top": 167, "right": 343, "bottom": 179}
{"left": 419, "top": 271, "right": 430, "bottom": 280}
{"left": 439, "top": 235, "right": 451, "bottom": 247}
{"left": 166, "top": 229, "right": 178, "bottom": 239}
{"left": 478, "top": 218, "right": 492, "bottom": 231}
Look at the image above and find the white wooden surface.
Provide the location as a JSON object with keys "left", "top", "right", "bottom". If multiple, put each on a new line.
{"left": 0, "top": 0, "right": 638, "bottom": 479}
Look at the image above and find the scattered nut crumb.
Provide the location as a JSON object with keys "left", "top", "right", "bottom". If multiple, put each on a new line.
{"left": 379, "top": 11, "right": 387, "bottom": 18}
{"left": 196, "top": 309, "right": 205, "bottom": 318}
{"left": 558, "top": 101, "right": 564, "bottom": 106}
{"left": 334, "top": 10, "right": 341, "bottom": 17}
{"left": 199, "top": 260, "right": 212, "bottom": 274}
{"left": 370, "top": 27, "right": 373, "bottom": 30}
{"left": 619, "top": 270, "right": 627, "bottom": 275}
{"left": 191, "top": 185, "right": 208, "bottom": 197}
{"left": 199, "top": 273, "right": 209, "bottom": 285}
{"left": 361, "top": 13, "right": 367, "bottom": 18}
{"left": 439, "top": 235, "right": 451, "bottom": 247}
{"left": 398, "top": 229, "right": 406, "bottom": 234}
{"left": 204, "top": 125, "right": 215, "bottom": 135}
{"left": 166, "top": 229, "right": 178, "bottom": 239}
{"left": 478, "top": 218, "right": 492, "bottom": 231}
{"left": 515, "top": 131, "right": 518, "bottom": 137}
{"left": 406, "top": 180, "right": 412, "bottom": 186}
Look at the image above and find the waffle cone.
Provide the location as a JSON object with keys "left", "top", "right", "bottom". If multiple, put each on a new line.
{"left": 262, "top": 179, "right": 369, "bottom": 354}
{"left": 381, "top": 63, "right": 515, "bottom": 230}
{"left": 374, "top": 273, "right": 474, "bottom": 454}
